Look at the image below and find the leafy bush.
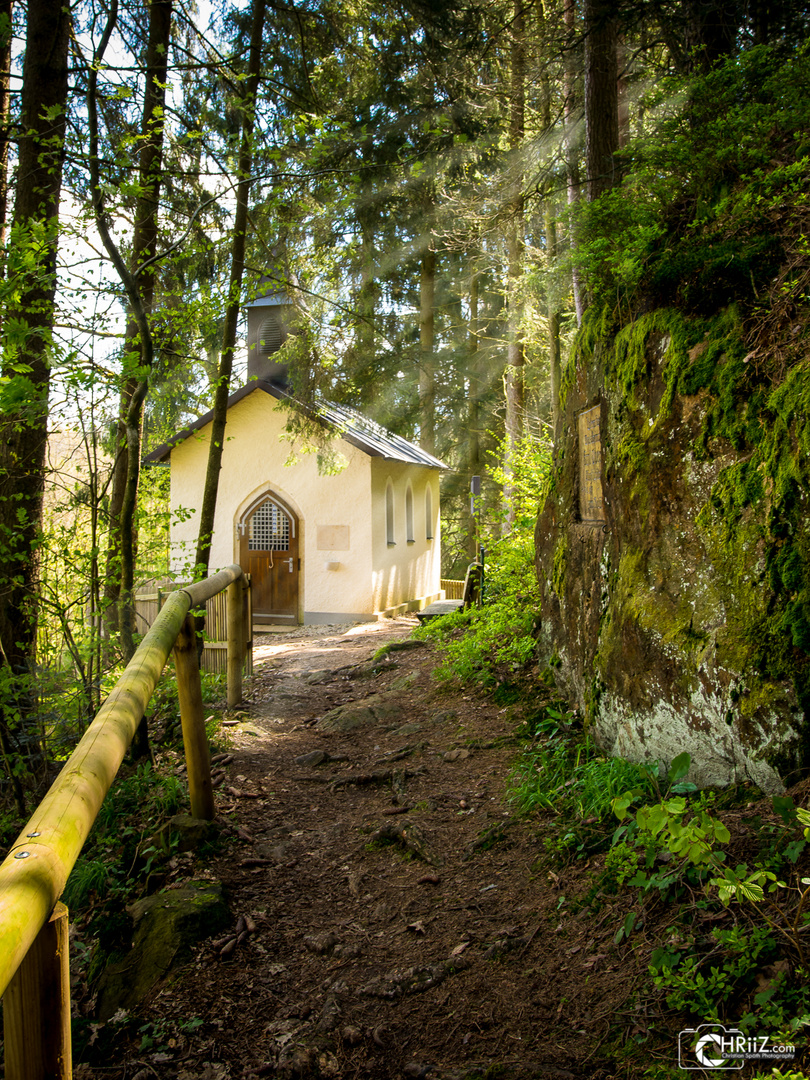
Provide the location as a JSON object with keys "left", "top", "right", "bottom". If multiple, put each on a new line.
{"left": 63, "top": 762, "right": 185, "bottom": 912}
{"left": 651, "top": 924, "right": 782, "bottom": 1028}
{"left": 574, "top": 41, "right": 810, "bottom": 312}
{"left": 414, "top": 528, "right": 540, "bottom": 688}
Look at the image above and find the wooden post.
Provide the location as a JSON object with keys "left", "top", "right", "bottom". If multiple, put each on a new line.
{"left": 3, "top": 902, "right": 71, "bottom": 1080}
{"left": 173, "top": 613, "right": 215, "bottom": 820}
{"left": 243, "top": 574, "right": 252, "bottom": 675}
{"left": 227, "top": 578, "right": 242, "bottom": 708}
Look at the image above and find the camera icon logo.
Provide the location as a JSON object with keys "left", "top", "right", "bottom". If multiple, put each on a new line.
{"left": 678, "top": 1023, "right": 745, "bottom": 1070}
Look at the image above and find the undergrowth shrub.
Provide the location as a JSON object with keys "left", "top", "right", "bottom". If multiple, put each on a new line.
{"left": 650, "top": 922, "right": 810, "bottom": 1037}
{"left": 63, "top": 762, "right": 185, "bottom": 911}
{"left": 573, "top": 41, "right": 810, "bottom": 312}
{"left": 605, "top": 759, "right": 810, "bottom": 1049}
{"left": 507, "top": 713, "right": 657, "bottom": 860}
{"left": 414, "top": 528, "right": 540, "bottom": 689}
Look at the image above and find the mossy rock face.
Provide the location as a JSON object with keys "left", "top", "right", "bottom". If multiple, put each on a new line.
{"left": 95, "top": 880, "right": 229, "bottom": 1022}
{"left": 536, "top": 306, "right": 808, "bottom": 791}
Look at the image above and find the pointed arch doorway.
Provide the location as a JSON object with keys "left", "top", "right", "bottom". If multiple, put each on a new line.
{"left": 238, "top": 491, "right": 300, "bottom": 624}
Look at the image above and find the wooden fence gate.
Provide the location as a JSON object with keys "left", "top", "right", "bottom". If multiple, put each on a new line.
{"left": 134, "top": 577, "right": 253, "bottom": 676}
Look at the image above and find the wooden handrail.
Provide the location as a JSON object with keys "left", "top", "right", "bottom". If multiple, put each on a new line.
{"left": 0, "top": 564, "right": 245, "bottom": 1076}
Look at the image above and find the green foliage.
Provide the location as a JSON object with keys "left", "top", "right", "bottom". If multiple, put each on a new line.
{"left": 508, "top": 716, "right": 656, "bottom": 860}
{"left": 650, "top": 924, "right": 777, "bottom": 1025}
{"left": 602, "top": 841, "right": 642, "bottom": 892}
{"left": 652, "top": 921, "right": 810, "bottom": 1038}
{"left": 487, "top": 427, "right": 552, "bottom": 532}
{"left": 414, "top": 529, "right": 540, "bottom": 689}
{"left": 63, "top": 858, "right": 111, "bottom": 910}
{"left": 62, "top": 762, "right": 185, "bottom": 912}
{"left": 610, "top": 761, "right": 787, "bottom": 905}
{"left": 575, "top": 42, "right": 810, "bottom": 313}
{"left": 602, "top": 765, "right": 810, "bottom": 1045}
{"left": 148, "top": 667, "right": 227, "bottom": 748}
{"left": 752, "top": 1072, "right": 810, "bottom": 1080}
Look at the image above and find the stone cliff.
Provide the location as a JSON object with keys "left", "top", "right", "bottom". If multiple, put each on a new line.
{"left": 535, "top": 307, "right": 810, "bottom": 792}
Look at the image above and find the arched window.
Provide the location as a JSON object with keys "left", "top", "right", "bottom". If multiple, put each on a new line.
{"left": 386, "top": 481, "right": 395, "bottom": 545}
{"left": 425, "top": 485, "right": 434, "bottom": 540}
{"left": 247, "top": 497, "right": 291, "bottom": 550}
{"left": 405, "top": 485, "right": 414, "bottom": 543}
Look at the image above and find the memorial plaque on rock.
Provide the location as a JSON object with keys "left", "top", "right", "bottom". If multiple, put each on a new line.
{"left": 578, "top": 405, "right": 605, "bottom": 523}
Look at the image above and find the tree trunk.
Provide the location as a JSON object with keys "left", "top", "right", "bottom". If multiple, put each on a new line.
{"left": 103, "top": 0, "right": 173, "bottom": 661}
{"left": 355, "top": 142, "right": 378, "bottom": 393}
{"left": 193, "top": 0, "right": 268, "bottom": 580}
{"left": 563, "top": 0, "right": 584, "bottom": 324}
{"left": 684, "top": 1, "right": 740, "bottom": 72}
{"left": 503, "top": 0, "right": 525, "bottom": 530}
{"left": 467, "top": 263, "right": 481, "bottom": 559}
{"left": 617, "top": 35, "right": 630, "bottom": 149}
{"left": 0, "top": 0, "right": 12, "bottom": 264}
{"left": 584, "top": 0, "right": 619, "bottom": 202}
{"left": 0, "top": 0, "right": 70, "bottom": 801}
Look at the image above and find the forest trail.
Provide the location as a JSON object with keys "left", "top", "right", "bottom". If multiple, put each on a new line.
{"left": 81, "top": 620, "right": 640, "bottom": 1080}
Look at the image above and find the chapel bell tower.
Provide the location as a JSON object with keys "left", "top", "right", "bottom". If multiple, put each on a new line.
{"left": 245, "top": 279, "right": 294, "bottom": 387}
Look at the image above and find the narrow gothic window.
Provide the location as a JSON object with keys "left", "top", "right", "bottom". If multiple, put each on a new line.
{"left": 386, "top": 482, "right": 395, "bottom": 545}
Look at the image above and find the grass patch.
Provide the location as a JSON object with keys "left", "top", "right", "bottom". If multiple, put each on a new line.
{"left": 506, "top": 708, "right": 656, "bottom": 861}
{"left": 415, "top": 531, "right": 541, "bottom": 690}
{"left": 509, "top": 737, "right": 653, "bottom": 821}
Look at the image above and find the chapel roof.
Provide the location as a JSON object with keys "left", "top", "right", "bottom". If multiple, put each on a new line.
{"left": 143, "top": 380, "right": 446, "bottom": 470}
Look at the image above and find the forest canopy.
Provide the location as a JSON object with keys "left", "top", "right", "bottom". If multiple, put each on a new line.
{"left": 0, "top": 0, "right": 808, "bottom": 803}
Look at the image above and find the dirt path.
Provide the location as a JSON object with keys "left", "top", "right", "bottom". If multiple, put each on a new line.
{"left": 81, "top": 620, "right": 637, "bottom": 1080}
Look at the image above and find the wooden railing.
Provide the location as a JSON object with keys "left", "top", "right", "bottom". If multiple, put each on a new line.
{"left": 134, "top": 578, "right": 254, "bottom": 676}
{"left": 441, "top": 578, "right": 465, "bottom": 600}
{"left": 0, "top": 564, "right": 249, "bottom": 1079}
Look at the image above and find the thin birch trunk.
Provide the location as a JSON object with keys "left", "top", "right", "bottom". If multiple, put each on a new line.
{"left": 193, "top": 0, "right": 268, "bottom": 580}
{"left": 101, "top": 0, "right": 173, "bottom": 661}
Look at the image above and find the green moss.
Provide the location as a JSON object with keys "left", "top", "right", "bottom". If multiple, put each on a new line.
{"left": 615, "top": 433, "right": 648, "bottom": 474}
{"left": 592, "top": 293, "right": 810, "bottom": 736}
{"left": 704, "top": 356, "right": 810, "bottom": 714}
{"left": 551, "top": 535, "right": 567, "bottom": 599}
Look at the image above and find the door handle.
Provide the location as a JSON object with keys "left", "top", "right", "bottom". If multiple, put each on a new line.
{"left": 286, "top": 557, "right": 294, "bottom": 573}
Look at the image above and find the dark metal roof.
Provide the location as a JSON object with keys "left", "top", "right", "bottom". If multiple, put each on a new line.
{"left": 143, "top": 380, "right": 446, "bottom": 470}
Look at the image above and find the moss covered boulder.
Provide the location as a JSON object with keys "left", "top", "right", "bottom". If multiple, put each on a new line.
{"left": 536, "top": 306, "right": 809, "bottom": 791}
{"left": 95, "top": 880, "right": 229, "bottom": 1021}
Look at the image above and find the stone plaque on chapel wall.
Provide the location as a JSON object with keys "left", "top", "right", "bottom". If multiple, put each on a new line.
{"left": 317, "top": 525, "right": 350, "bottom": 550}
{"left": 578, "top": 405, "right": 605, "bottom": 523}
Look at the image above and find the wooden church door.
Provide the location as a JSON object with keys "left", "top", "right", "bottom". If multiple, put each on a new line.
{"left": 238, "top": 493, "right": 299, "bottom": 624}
